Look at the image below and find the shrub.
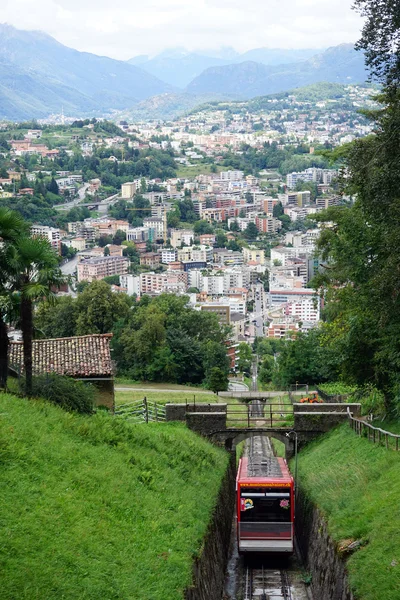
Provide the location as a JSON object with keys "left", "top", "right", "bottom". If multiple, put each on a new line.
{"left": 20, "top": 373, "right": 94, "bottom": 414}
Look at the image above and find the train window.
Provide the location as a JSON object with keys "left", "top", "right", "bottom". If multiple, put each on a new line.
{"left": 240, "top": 486, "right": 291, "bottom": 522}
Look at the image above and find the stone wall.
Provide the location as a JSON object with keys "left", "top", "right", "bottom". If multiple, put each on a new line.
{"left": 184, "top": 453, "right": 236, "bottom": 600}
{"left": 296, "top": 487, "right": 354, "bottom": 600}
{"left": 294, "top": 412, "right": 353, "bottom": 433}
{"left": 186, "top": 412, "right": 227, "bottom": 436}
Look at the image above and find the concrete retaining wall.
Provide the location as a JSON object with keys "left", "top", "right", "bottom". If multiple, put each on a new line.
{"left": 184, "top": 453, "right": 236, "bottom": 600}
{"left": 296, "top": 487, "right": 354, "bottom": 600}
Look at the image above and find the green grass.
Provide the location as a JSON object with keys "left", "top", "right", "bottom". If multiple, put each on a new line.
{"left": 318, "top": 383, "right": 357, "bottom": 395}
{"left": 368, "top": 419, "right": 400, "bottom": 435}
{"left": 176, "top": 164, "right": 225, "bottom": 178}
{"left": 115, "top": 378, "right": 212, "bottom": 392}
{"left": 0, "top": 393, "right": 228, "bottom": 599}
{"left": 116, "top": 390, "right": 219, "bottom": 406}
{"left": 295, "top": 424, "right": 400, "bottom": 600}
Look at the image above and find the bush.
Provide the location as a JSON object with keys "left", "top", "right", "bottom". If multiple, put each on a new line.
{"left": 21, "top": 374, "right": 95, "bottom": 414}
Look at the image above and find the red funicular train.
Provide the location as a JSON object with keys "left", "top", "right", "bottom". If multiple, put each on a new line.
{"left": 236, "top": 455, "right": 295, "bottom": 553}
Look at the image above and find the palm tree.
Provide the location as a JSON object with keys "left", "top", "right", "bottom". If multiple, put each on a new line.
{"left": 9, "top": 236, "right": 66, "bottom": 396}
{"left": 0, "top": 208, "right": 28, "bottom": 388}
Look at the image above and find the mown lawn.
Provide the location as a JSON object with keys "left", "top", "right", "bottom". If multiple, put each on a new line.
{"left": 296, "top": 424, "right": 400, "bottom": 600}
{"left": 115, "top": 389, "right": 219, "bottom": 406}
{"left": 0, "top": 394, "right": 229, "bottom": 600}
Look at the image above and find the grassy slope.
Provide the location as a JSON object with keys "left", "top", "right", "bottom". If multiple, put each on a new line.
{"left": 0, "top": 394, "right": 228, "bottom": 600}
{"left": 296, "top": 425, "right": 400, "bottom": 600}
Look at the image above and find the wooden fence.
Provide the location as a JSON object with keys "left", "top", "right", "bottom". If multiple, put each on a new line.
{"left": 347, "top": 408, "right": 400, "bottom": 451}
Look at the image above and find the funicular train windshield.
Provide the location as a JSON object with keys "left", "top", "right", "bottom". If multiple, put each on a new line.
{"left": 240, "top": 486, "right": 291, "bottom": 522}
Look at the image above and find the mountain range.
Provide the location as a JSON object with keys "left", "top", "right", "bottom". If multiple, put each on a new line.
{"left": 0, "top": 24, "right": 368, "bottom": 121}
{"left": 186, "top": 44, "right": 367, "bottom": 98}
{"left": 0, "top": 24, "right": 171, "bottom": 120}
{"left": 127, "top": 47, "right": 321, "bottom": 88}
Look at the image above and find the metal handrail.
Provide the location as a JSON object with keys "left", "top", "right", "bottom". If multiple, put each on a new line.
{"left": 347, "top": 407, "right": 400, "bottom": 451}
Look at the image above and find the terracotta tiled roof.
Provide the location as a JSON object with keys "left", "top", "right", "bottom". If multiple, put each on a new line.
{"left": 9, "top": 334, "right": 114, "bottom": 377}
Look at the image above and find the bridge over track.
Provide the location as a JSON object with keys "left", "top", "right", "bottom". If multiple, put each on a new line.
{"left": 165, "top": 401, "right": 361, "bottom": 458}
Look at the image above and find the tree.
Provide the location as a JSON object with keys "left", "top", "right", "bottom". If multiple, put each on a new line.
{"left": 193, "top": 220, "right": 213, "bottom": 235}
{"left": 259, "top": 355, "right": 275, "bottom": 384}
{"left": 75, "top": 280, "right": 131, "bottom": 336}
{"left": 0, "top": 208, "right": 29, "bottom": 388}
{"left": 245, "top": 222, "right": 258, "bottom": 240}
{"left": 215, "top": 232, "right": 227, "bottom": 248}
{"left": 237, "top": 342, "right": 252, "bottom": 374}
{"left": 104, "top": 246, "right": 110, "bottom": 256}
{"left": 354, "top": 0, "right": 400, "bottom": 90}
{"left": 273, "top": 202, "right": 284, "bottom": 218}
{"left": 9, "top": 236, "right": 66, "bottom": 395}
{"left": 35, "top": 296, "right": 78, "bottom": 339}
{"left": 113, "top": 229, "right": 126, "bottom": 245}
{"left": 47, "top": 178, "right": 59, "bottom": 195}
{"left": 207, "top": 367, "right": 229, "bottom": 394}
{"left": 98, "top": 234, "right": 113, "bottom": 247}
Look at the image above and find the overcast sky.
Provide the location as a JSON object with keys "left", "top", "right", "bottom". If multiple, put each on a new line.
{"left": 1, "top": 0, "right": 363, "bottom": 60}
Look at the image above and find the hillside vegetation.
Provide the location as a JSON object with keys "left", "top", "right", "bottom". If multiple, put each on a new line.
{"left": 296, "top": 425, "right": 400, "bottom": 600}
{"left": 0, "top": 394, "right": 228, "bottom": 599}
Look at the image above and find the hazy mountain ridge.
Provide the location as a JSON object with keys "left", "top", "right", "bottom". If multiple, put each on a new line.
{"left": 127, "top": 47, "right": 322, "bottom": 88}
{"left": 186, "top": 44, "right": 367, "bottom": 98}
{"left": 0, "top": 23, "right": 172, "bottom": 119}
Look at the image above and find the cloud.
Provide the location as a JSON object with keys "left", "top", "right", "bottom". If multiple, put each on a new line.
{"left": 1, "top": 0, "right": 364, "bottom": 59}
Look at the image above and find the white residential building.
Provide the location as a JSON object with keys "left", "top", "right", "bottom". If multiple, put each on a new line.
{"left": 170, "top": 229, "right": 194, "bottom": 248}
{"left": 143, "top": 217, "right": 164, "bottom": 239}
{"left": 120, "top": 274, "right": 141, "bottom": 296}
{"left": 30, "top": 225, "right": 61, "bottom": 252}
{"left": 126, "top": 227, "right": 150, "bottom": 242}
{"left": 161, "top": 249, "right": 177, "bottom": 264}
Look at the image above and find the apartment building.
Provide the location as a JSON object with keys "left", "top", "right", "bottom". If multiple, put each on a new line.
{"left": 93, "top": 219, "right": 129, "bottom": 237}
{"left": 77, "top": 256, "right": 129, "bottom": 282}
{"left": 143, "top": 217, "right": 164, "bottom": 240}
{"left": 30, "top": 224, "right": 61, "bottom": 253}
{"left": 170, "top": 229, "right": 194, "bottom": 247}
{"left": 200, "top": 304, "right": 231, "bottom": 325}
{"left": 119, "top": 274, "right": 140, "bottom": 296}
{"left": 140, "top": 252, "right": 160, "bottom": 268}
{"left": 285, "top": 297, "right": 320, "bottom": 323}
{"left": 121, "top": 181, "right": 138, "bottom": 199}
{"left": 161, "top": 249, "right": 177, "bottom": 264}
{"left": 177, "top": 245, "right": 212, "bottom": 263}
{"left": 242, "top": 246, "right": 265, "bottom": 265}
{"left": 218, "top": 170, "right": 244, "bottom": 181}
{"left": 126, "top": 226, "right": 150, "bottom": 242}
{"left": 139, "top": 271, "right": 188, "bottom": 295}
{"left": 255, "top": 216, "right": 282, "bottom": 234}
{"left": 70, "top": 238, "right": 86, "bottom": 251}
{"left": 202, "top": 275, "right": 225, "bottom": 295}
{"left": 213, "top": 249, "right": 243, "bottom": 266}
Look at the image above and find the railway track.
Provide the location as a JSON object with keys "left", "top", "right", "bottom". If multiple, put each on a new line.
{"left": 244, "top": 566, "right": 293, "bottom": 600}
